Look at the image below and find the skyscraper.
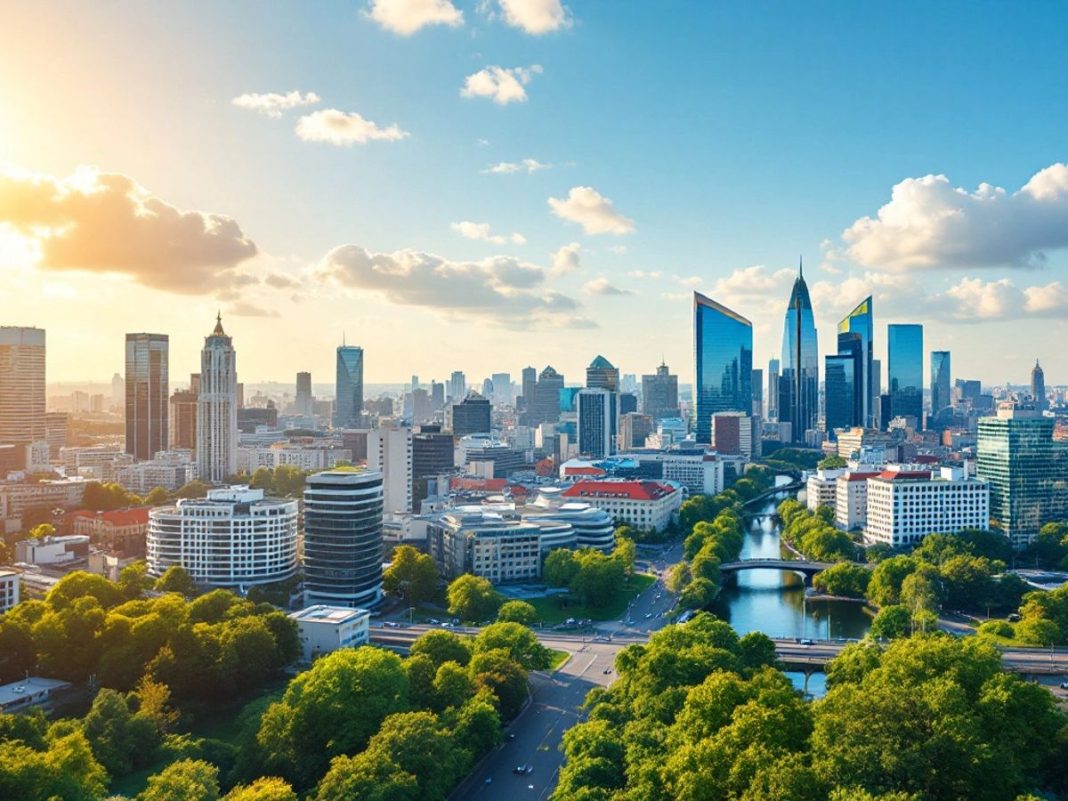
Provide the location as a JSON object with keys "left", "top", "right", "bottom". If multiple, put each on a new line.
{"left": 577, "top": 388, "right": 613, "bottom": 458}
{"left": 367, "top": 426, "right": 413, "bottom": 515}
{"left": 295, "top": 371, "right": 313, "bottom": 417}
{"left": 491, "top": 372, "right": 512, "bottom": 406}
{"left": 520, "top": 366, "right": 537, "bottom": 420}
{"left": 641, "top": 361, "right": 679, "bottom": 420}
{"left": 196, "top": 315, "right": 238, "bottom": 483}
{"left": 888, "top": 324, "right": 923, "bottom": 425}
{"left": 335, "top": 345, "right": 364, "bottom": 428}
{"left": 0, "top": 327, "right": 46, "bottom": 468}
{"left": 751, "top": 368, "right": 764, "bottom": 419}
{"left": 169, "top": 379, "right": 198, "bottom": 451}
{"left": 451, "top": 393, "right": 492, "bottom": 436}
{"left": 448, "top": 371, "right": 466, "bottom": 402}
{"left": 930, "top": 351, "right": 951, "bottom": 417}
{"left": 125, "top": 334, "right": 169, "bottom": 461}
{"left": 1031, "top": 359, "right": 1047, "bottom": 411}
{"left": 767, "top": 358, "right": 780, "bottom": 420}
{"left": 533, "top": 366, "right": 565, "bottom": 426}
{"left": 777, "top": 264, "right": 819, "bottom": 443}
{"left": 694, "top": 292, "right": 752, "bottom": 444}
{"left": 837, "top": 296, "right": 874, "bottom": 427}
{"left": 586, "top": 356, "right": 620, "bottom": 391}
{"left": 824, "top": 354, "right": 856, "bottom": 438}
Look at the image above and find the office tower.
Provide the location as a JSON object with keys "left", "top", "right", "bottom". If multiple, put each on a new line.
{"left": 777, "top": 264, "right": 819, "bottom": 443}
{"left": 586, "top": 356, "right": 620, "bottom": 391}
{"left": 430, "top": 381, "right": 445, "bottom": 411}
{"left": 824, "top": 354, "right": 856, "bottom": 439}
{"left": 196, "top": 315, "right": 238, "bottom": 483}
{"left": 751, "top": 368, "right": 764, "bottom": 418}
{"left": 491, "top": 372, "right": 512, "bottom": 407}
{"left": 577, "top": 388, "right": 613, "bottom": 458}
{"left": 367, "top": 426, "right": 413, "bottom": 515}
{"left": 642, "top": 361, "right": 679, "bottom": 420}
{"left": 621, "top": 374, "right": 638, "bottom": 394}
{"left": 767, "top": 359, "right": 780, "bottom": 420}
{"left": 978, "top": 404, "right": 1068, "bottom": 547}
{"left": 1031, "top": 360, "right": 1047, "bottom": 411}
{"left": 170, "top": 374, "right": 198, "bottom": 450}
{"left": 619, "top": 412, "right": 653, "bottom": 450}
{"left": 872, "top": 359, "right": 882, "bottom": 398}
{"left": 930, "top": 351, "right": 951, "bottom": 417}
{"left": 295, "top": 371, "right": 313, "bottom": 417}
{"left": 125, "top": 334, "right": 169, "bottom": 461}
{"left": 111, "top": 373, "right": 124, "bottom": 411}
{"left": 481, "top": 377, "right": 494, "bottom": 399}
{"left": 694, "top": 293, "right": 752, "bottom": 444}
{"left": 837, "top": 296, "right": 874, "bottom": 427}
{"left": 520, "top": 366, "right": 537, "bottom": 416}
{"left": 302, "top": 469, "right": 384, "bottom": 608}
{"left": 448, "top": 371, "right": 466, "bottom": 402}
{"left": 413, "top": 427, "right": 455, "bottom": 505}
{"left": 44, "top": 412, "right": 69, "bottom": 458}
{"left": 711, "top": 411, "right": 753, "bottom": 459}
{"left": 954, "top": 379, "right": 981, "bottom": 407}
{"left": 411, "top": 375, "right": 419, "bottom": 392}
{"left": 411, "top": 388, "right": 431, "bottom": 422}
{"left": 451, "top": 393, "right": 492, "bottom": 436}
{"left": 335, "top": 345, "right": 364, "bottom": 428}
{"left": 0, "top": 327, "right": 46, "bottom": 469}
{"left": 888, "top": 324, "right": 923, "bottom": 425}
{"left": 533, "top": 366, "right": 565, "bottom": 426}
{"left": 619, "top": 392, "right": 638, "bottom": 415}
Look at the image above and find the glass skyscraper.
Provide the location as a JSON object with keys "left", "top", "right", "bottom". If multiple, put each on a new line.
{"left": 930, "top": 350, "right": 951, "bottom": 416}
{"left": 125, "top": 333, "right": 169, "bottom": 461}
{"left": 837, "top": 296, "right": 873, "bottom": 427}
{"left": 778, "top": 267, "right": 819, "bottom": 443}
{"left": 334, "top": 345, "right": 364, "bottom": 428}
{"left": 888, "top": 323, "right": 923, "bottom": 425}
{"left": 694, "top": 292, "right": 752, "bottom": 444}
{"left": 824, "top": 354, "right": 856, "bottom": 438}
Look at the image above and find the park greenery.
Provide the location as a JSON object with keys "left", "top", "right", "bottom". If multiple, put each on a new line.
{"left": 777, "top": 499, "right": 860, "bottom": 563}
{"left": 554, "top": 614, "right": 1068, "bottom": 801}
{"left": 382, "top": 544, "right": 440, "bottom": 606}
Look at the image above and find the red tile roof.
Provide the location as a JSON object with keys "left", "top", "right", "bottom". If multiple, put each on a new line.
{"left": 563, "top": 466, "right": 608, "bottom": 477}
{"left": 562, "top": 480, "right": 676, "bottom": 501}
{"left": 842, "top": 472, "right": 881, "bottom": 482}
{"left": 876, "top": 470, "right": 933, "bottom": 481}
{"left": 450, "top": 477, "right": 507, "bottom": 492}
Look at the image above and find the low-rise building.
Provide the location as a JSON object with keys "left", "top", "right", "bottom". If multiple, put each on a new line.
{"left": 0, "top": 568, "right": 19, "bottom": 613}
{"left": 15, "top": 534, "right": 90, "bottom": 566}
{"left": 0, "top": 478, "right": 88, "bottom": 534}
{"left": 523, "top": 487, "right": 614, "bottom": 551}
{"left": 0, "top": 677, "right": 73, "bottom": 714}
{"left": 834, "top": 471, "right": 881, "bottom": 531}
{"left": 806, "top": 468, "right": 845, "bottom": 511}
{"left": 69, "top": 507, "right": 149, "bottom": 555}
{"left": 865, "top": 466, "right": 989, "bottom": 547}
{"left": 430, "top": 508, "right": 544, "bottom": 582}
{"left": 289, "top": 605, "right": 371, "bottom": 663}
{"left": 560, "top": 479, "right": 681, "bottom": 532}
{"left": 115, "top": 451, "right": 196, "bottom": 493}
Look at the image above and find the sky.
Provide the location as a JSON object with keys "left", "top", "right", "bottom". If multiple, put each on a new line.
{"left": 2, "top": 0, "right": 1067, "bottom": 390}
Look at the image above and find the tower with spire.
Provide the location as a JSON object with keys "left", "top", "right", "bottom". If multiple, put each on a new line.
{"left": 196, "top": 313, "right": 238, "bottom": 482}
{"left": 1031, "top": 359, "right": 1046, "bottom": 412}
{"left": 778, "top": 257, "right": 819, "bottom": 443}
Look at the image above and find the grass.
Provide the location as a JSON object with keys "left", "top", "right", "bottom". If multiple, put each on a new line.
{"left": 528, "top": 573, "right": 657, "bottom": 626}
{"left": 547, "top": 649, "right": 570, "bottom": 670}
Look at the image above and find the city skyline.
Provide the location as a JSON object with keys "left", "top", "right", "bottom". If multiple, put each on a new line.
{"left": 2, "top": 4, "right": 1068, "bottom": 385}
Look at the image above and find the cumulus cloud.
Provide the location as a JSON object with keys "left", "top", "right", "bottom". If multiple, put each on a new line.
{"left": 451, "top": 220, "right": 526, "bottom": 245}
{"left": 940, "top": 277, "right": 1068, "bottom": 321}
{"left": 296, "top": 109, "right": 410, "bottom": 145}
{"left": 548, "top": 186, "right": 634, "bottom": 235}
{"left": 482, "top": 158, "right": 552, "bottom": 175}
{"left": 264, "top": 273, "right": 300, "bottom": 289}
{"left": 842, "top": 163, "right": 1068, "bottom": 270}
{"left": 550, "top": 242, "right": 581, "bottom": 275}
{"left": 0, "top": 166, "right": 257, "bottom": 293}
{"left": 317, "top": 244, "right": 593, "bottom": 328}
{"left": 364, "top": 0, "right": 463, "bottom": 34}
{"left": 583, "top": 276, "right": 630, "bottom": 296}
{"left": 492, "top": 0, "right": 571, "bottom": 34}
{"left": 232, "top": 90, "right": 320, "bottom": 118}
{"left": 461, "top": 65, "right": 542, "bottom": 105}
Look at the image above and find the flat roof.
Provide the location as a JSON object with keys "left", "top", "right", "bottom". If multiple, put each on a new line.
{"left": 0, "top": 676, "right": 71, "bottom": 706}
{"left": 289, "top": 605, "right": 370, "bottom": 624}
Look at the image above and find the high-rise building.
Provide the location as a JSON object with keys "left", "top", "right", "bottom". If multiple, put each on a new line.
{"left": 641, "top": 361, "right": 678, "bottom": 420}
{"left": 577, "top": 388, "right": 613, "bottom": 458}
{"left": 367, "top": 427, "right": 413, "bottom": 515}
{"left": 930, "top": 351, "right": 951, "bottom": 419}
{"left": 586, "top": 356, "right": 620, "bottom": 391}
{"left": 430, "top": 381, "right": 445, "bottom": 411}
{"left": 767, "top": 359, "right": 780, "bottom": 420}
{"left": 0, "top": 327, "right": 46, "bottom": 469}
{"left": 837, "top": 296, "right": 874, "bottom": 427}
{"left": 196, "top": 315, "right": 238, "bottom": 483}
{"left": 125, "top": 333, "right": 169, "bottom": 461}
{"left": 1031, "top": 359, "right": 1047, "bottom": 411}
{"left": 520, "top": 366, "right": 537, "bottom": 419}
{"left": 977, "top": 404, "right": 1068, "bottom": 547}
{"left": 169, "top": 375, "right": 198, "bottom": 451}
{"left": 619, "top": 412, "right": 654, "bottom": 450}
{"left": 411, "top": 388, "right": 431, "bottom": 422}
{"left": 491, "top": 372, "right": 512, "bottom": 407}
{"left": 694, "top": 292, "right": 752, "bottom": 444}
{"left": 711, "top": 411, "right": 753, "bottom": 459}
{"left": 619, "top": 392, "right": 638, "bottom": 415}
{"left": 335, "top": 346, "right": 364, "bottom": 428}
{"left": 111, "top": 373, "right": 124, "bottom": 411}
{"left": 295, "top": 371, "right": 313, "bottom": 418}
{"left": 751, "top": 368, "right": 764, "bottom": 419}
{"left": 413, "top": 426, "right": 455, "bottom": 505}
{"left": 824, "top": 354, "right": 856, "bottom": 438}
{"left": 533, "top": 366, "right": 565, "bottom": 426}
{"left": 777, "top": 264, "right": 819, "bottom": 443}
{"left": 451, "top": 393, "right": 492, "bottom": 437}
{"left": 888, "top": 324, "right": 923, "bottom": 425}
{"left": 302, "top": 469, "right": 384, "bottom": 608}
{"left": 872, "top": 359, "right": 882, "bottom": 397}
{"left": 448, "top": 371, "right": 466, "bottom": 403}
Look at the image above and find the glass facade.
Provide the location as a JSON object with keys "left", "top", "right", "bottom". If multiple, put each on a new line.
{"left": 888, "top": 324, "right": 923, "bottom": 425}
{"left": 778, "top": 272, "right": 819, "bottom": 442}
{"left": 334, "top": 345, "right": 364, "bottom": 428}
{"left": 824, "top": 354, "right": 856, "bottom": 438}
{"left": 694, "top": 292, "right": 752, "bottom": 444}
{"left": 125, "top": 333, "right": 169, "bottom": 461}
{"left": 930, "top": 350, "right": 951, "bottom": 416}
{"left": 837, "top": 296, "right": 873, "bottom": 427}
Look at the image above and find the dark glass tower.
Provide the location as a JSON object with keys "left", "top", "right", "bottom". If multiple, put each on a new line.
{"left": 1031, "top": 359, "right": 1047, "bottom": 411}
{"left": 837, "top": 296, "right": 873, "bottom": 427}
{"left": 694, "top": 292, "right": 752, "bottom": 444}
{"left": 888, "top": 324, "right": 923, "bottom": 425}
{"left": 777, "top": 264, "right": 819, "bottom": 443}
{"left": 334, "top": 345, "right": 364, "bottom": 428}
{"left": 125, "top": 333, "right": 169, "bottom": 460}
{"left": 824, "top": 354, "right": 856, "bottom": 438}
{"left": 930, "top": 350, "right": 951, "bottom": 416}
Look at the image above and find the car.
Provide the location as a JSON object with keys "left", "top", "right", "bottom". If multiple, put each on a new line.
{"left": 1060, "top": 681, "right": 1068, "bottom": 690}
{"left": 644, "top": 613, "right": 652, "bottom": 619}
{"left": 508, "top": 733, "right": 516, "bottom": 741}
{"left": 484, "top": 777, "right": 493, "bottom": 784}
{"left": 513, "top": 765, "right": 533, "bottom": 775}
{"left": 440, "top": 621, "right": 453, "bottom": 628}
{"left": 602, "top": 667, "right": 612, "bottom": 674}
{"left": 383, "top": 621, "right": 400, "bottom": 628}
{"left": 799, "top": 638, "right": 814, "bottom": 646}
{"left": 427, "top": 618, "right": 440, "bottom": 625}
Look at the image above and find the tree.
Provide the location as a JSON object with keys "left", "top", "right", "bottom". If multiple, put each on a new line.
{"left": 433, "top": 661, "right": 475, "bottom": 710}
{"left": 410, "top": 629, "right": 471, "bottom": 668}
{"left": 497, "top": 600, "right": 538, "bottom": 626}
{"left": 175, "top": 481, "right": 209, "bottom": 499}
{"left": 118, "top": 560, "right": 155, "bottom": 600}
{"left": 869, "top": 605, "right": 911, "bottom": 640}
{"left": 468, "top": 648, "right": 529, "bottom": 720}
{"left": 82, "top": 687, "right": 160, "bottom": 776}
{"left": 139, "top": 759, "right": 220, "bottom": 801}
{"left": 382, "top": 545, "right": 439, "bottom": 605}
{"left": 900, "top": 569, "right": 941, "bottom": 628}
{"left": 222, "top": 777, "right": 298, "bottom": 801}
{"left": 612, "top": 535, "right": 637, "bottom": 576}
{"left": 474, "top": 622, "right": 551, "bottom": 670}
{"left": 0, "top": 729, "right": 107, "bottom": 801}
{"left": 544, "top": 548, "right": 579, "bottom": 587}
{"left": 446, "top": 575, "right": 502, "bottom": 623}
{"left": 569, "top": 550, "right": 625, "bottom": 608}
{"left": 819, "top": 455, "right": 848, "bottom": 469}
{"left": 813, "top": 563, "right": 870, "bottom": 599}
{"left": 866, "top": 556, "right": 917, "bottom": 607}
{"left": 154, "top": 565, "right": 197, "bottom": 596}
{"left": 144, "top": 486, "right": 170, "bottom": 506}
{"left": 83, "top": 481, "right": 141, "bottom": 511}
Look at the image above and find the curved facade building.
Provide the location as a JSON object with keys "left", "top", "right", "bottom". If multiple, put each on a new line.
{"left": 525, "top": 488, "right": 616, "bottom": 551}
{"left": 693, "top": 293, "right": 753, "bottom": 445}
{"left": 778, "top": 265, "right": 819, "bottom": 443}
{"left": 147, "top": 486, "right": 298, "bottom": 588}
{"left": 302, "top": 469, "right": 384, "bottom": 608}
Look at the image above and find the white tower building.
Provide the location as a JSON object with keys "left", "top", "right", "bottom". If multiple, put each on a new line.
{"left": 196, "top": 314, "right": 238, "bottom": 483}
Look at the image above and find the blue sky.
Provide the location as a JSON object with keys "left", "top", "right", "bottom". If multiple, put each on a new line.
{"left": 2, "top": 1, "right": 1067, "bottom": 388}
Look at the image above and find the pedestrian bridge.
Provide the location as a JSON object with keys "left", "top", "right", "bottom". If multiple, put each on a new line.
{"left": 719, "top": 558, "right": 839, "bottom": 585}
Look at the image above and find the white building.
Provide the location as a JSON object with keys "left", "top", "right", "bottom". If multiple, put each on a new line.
{"left": 59, "top": 446, "right": 133, "bottom": 482}
{"left": 116, "top": 451, "right": 196, "bottom": 493}
{"left": 236, "top": 443, "right": 352, "bottom": 473}
{"left": 146, "top": 486, "right": 298, "bottom": 588}
{"left": 429, "top": 507, "right": 544, "bottom": 582}
{"left": 15, "top": 534, "right": 89, "bottom": 566}
{"left": 289, "top": 605, "right": 370, "bottom": 663}
{"left": 523, "top": 487, "right": 614, "bottom": 551}
{"left": 0, "top": 569, "right": 19, "bottom": 613}
{"left": 662, "top": 453, "right": 724, "bottom": 496}
{"left": 0, "top": 477, "right": 87, "bottom": 534}
{"left": 561, "top": 479, "right": 681, "bottom": 532}
{"left": 0, "top": 676, "right": 72, "bottom": 714}
{"left": 196, "top": 315, "right": 238, "bottom": 483}
{"left": 865, "top": 466, "right": 990, "bottom": 547}
{"left": 834, "top": 471, "right": 881, "bottom": 531}
{"left": 367, "top": 427, "right": 413, "bottom": 515}
{"left": 805, "top": 467, "right": 845, "bottom": 511}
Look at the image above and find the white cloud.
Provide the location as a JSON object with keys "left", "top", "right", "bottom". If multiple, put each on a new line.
{"left": 229, "top": 301, "right": 281, "bottom": 318}
{"left": 628, "top": 269, "right": 661, "bottom": 280}
{"left": 548, "top": 186, "right": 634, "bottom": 235}
{"left": 295, "top": 109, "right": 410, "bottom": 145}
{"left": 231, "top": 90, "right": 320, "bottom": 119}
{"left": 550, "top": 242, "right": 581, "bottom": 275}
{"left": 364, "top": 0, "right": 463, "bottom": 35}
{"left": 494, "top": 0, "right": 571, "bottom": 34}
{"left": 941, "top": 277, "right": 1068, "bottom": 321}
{"left": 583, "top": 277, "right": 630, "bottom": 296}
{"left": 451, "top": 220, "right": 526, "bottom": 245}
{"left": 841, "top": 163, "right": 1068, "bottom": 270}
{"left": 461, "top": 65, "right": 542, "bottom": 105}
{"left": 482, "top": 158, "right": 552, "bottom": 175}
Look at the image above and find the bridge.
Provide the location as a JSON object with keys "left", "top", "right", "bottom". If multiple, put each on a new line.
{"left": 719, "top": 558, "right": 839, "bottom": 585}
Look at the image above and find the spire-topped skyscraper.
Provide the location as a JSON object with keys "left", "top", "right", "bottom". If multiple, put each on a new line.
{"left": 1031, "top": 359, "right": 1047, "bottom": 411}
{"left": 777, "top": 259, "right": 819, "bottom": 443}
{"left": 196, "top": 313, "right": 238, "bottom": 483}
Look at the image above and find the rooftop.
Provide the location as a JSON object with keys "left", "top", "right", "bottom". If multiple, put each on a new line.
{"left": 289, "top": 605, "right": 369, "bottom": 624}
{"left": 562, "top": 480, "right": 677, "bottom": 502}
{"left": 0, "top": 677, "right": 71, "bottom": 707}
